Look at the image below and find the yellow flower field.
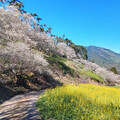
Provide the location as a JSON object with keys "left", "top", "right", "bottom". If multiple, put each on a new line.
{"left": 37, "top": 84, "right": 120, "bottom": 120}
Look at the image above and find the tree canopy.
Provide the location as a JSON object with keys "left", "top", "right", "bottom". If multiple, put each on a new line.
{"left": 0, "top": 0, "right": 88, "bottom": 60}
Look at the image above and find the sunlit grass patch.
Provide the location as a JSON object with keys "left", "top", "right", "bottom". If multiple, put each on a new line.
{"left": 85, "top": 70, "right": 104, "bottom": 82}
{"left": 65, "top": 60, "right": 104, "bottom": 82}
{"left": 37, "top": 84, "right": 120, "bottom": 120}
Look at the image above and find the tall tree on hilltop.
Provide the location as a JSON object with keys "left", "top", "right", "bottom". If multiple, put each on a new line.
{"left": 110, "top": 67, "right": 118, "bottom": 74}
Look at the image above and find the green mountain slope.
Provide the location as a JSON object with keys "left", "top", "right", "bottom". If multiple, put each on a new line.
{"left": 86, "top": 46, "right": 120, "bottom": 74}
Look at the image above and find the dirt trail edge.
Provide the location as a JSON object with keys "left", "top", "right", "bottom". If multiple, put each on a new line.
{"left": 0, "top": 90, "right": 44, "bottom": 120}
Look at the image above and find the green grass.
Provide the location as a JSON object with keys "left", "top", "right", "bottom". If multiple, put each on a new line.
{"left": 46, "top": 55, "right": 104, "bottom": 83}
{"left": 32, "top": 49, "right": 40, "bottom": 53}
{"left": 65, "top": 61, "right": 104, "bottom": 83}
{"left": 110, "top": 86, "right": 120, "bottom": 89}
{"left": 46, "top": 54, "right": 76, "bottom": 77}
{"left": 85, "top": 70, "right": 104, "bottom": 82}
{"left": 78, "top": 69, "right": 104, "bottom": 82}
{"left": 37, "top": 84, "right": 120, "bottom": 120}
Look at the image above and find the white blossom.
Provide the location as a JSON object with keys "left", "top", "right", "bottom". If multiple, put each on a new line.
{"left": 57, "top": 42, "right": 76, "bottom": 59}
{"left": 77, "top": 58, "right": 120, "bottom": 83}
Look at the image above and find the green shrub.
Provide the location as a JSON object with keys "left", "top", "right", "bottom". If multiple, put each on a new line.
{"left": 110, "top": 67, "right": 118, "bottom": 74}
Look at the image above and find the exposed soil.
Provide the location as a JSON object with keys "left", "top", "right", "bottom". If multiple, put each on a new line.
{"left": 0, "top": 91, "right": 44, "bottom": 120}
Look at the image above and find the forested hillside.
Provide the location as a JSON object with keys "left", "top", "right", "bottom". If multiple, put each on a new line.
{"left": 86, "top": 46, "right": 120, "bottom": 74}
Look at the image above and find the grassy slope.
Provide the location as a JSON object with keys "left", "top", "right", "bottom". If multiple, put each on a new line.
{"left": 45, "top": 54, "right": 104, "bottom": 85}
{"left": 64, "top": 60, "right": 104, "bottom": 83}
{"left": 45, "top": 54, "right": 76, "bottom": 77}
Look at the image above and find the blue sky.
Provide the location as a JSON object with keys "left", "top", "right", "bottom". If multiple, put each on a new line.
{"left": 23, "top": 0, "right": 120, "bottom": 53}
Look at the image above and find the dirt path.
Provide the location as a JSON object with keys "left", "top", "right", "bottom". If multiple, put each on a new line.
{"left": 0, "top": 91, "right": 44, "bottom": 120}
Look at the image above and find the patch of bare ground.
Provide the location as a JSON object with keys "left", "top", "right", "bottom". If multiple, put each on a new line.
{"left": 0, "top": 91, "right": 44, "bottom": 120}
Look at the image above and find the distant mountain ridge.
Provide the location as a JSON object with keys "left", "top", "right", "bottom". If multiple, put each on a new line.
{"left": 86, "top": 46, "right": 120, "bottom": 74}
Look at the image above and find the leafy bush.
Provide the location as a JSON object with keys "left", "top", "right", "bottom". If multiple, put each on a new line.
{"left": 37, "top": 84, "right": 120, "bottom": 120}
{"left": 110, "top": 67, "right": 118, "bottom": 74}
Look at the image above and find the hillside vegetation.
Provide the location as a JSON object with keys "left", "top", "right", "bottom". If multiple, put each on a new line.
{"left": 86, "top": 46, "right": 120, "bottom": 74}
{"left": 0, "top": 1, "right": 120, "bottom": 120}
{"left": 0, "top": 1, "right": 120, "bottom": 104}
{"left": 37, "top": 84, "right": 120, "bottom": 120}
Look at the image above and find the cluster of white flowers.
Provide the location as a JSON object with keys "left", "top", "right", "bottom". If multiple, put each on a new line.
{"left": 78, "top": 58, "right": 120, "bottom": 83}
{"left": 0, "top": 42, "right": 49, "bottom": 73}
{"left": 0, "top": 5, "right": 76, "bottom": 59}
{"left": 0, "top": 5, "right": 120, "bottom": 85}
{"left": 0, "top": 6, "right": 34, "bottom": 44}
{"left": 57, "top": 42, "right": 76, "bottom": 59}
